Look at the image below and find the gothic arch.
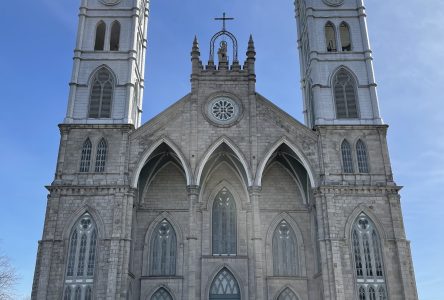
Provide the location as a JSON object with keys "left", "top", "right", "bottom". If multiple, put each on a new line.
{"left": 273, "top": 286, "right": 301, "bottom": 300}
{"left": 344, "top": 205, "right": 388, "bottom": 241}
{"left": 196, "top": 136, "right": 252, "bottom": 187}
{"left": 265, "top": 212, "right": 306, "bottom": 277}
{"left": 88, "top": 64, "right": 118, "bottom": 85}
{"left": 255, "top": 137, "right": 316, "bottom": 188}
{"left": 205, "top": 265, "right": 245, "bottom": 300}
{"left": 62, "top": 205, "right": 106, "bottom": 240}
{"left": 131, "top": 137, "right": 193, "bottom": 187}
{"left": 329, "top": 65, "right": 360, "bottom": 87}
{"left": 141, "top": 161, "right": 186, "bottom": 200}
{"left": 146, "top": 285, "right": 176, "bottom": 300}
{"left": 142, "top": 212, "right": 184, "bottom": 276}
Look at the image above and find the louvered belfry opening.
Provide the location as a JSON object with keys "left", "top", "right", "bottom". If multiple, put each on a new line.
{"left": 89, "top": 67, "right": 114, "bottom": 118}
{"left": 334, "top": 69, "right": 358, "bottom": 119}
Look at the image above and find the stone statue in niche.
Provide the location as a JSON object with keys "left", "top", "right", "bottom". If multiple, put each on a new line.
{"left": 218, "top": 40, "right": 228, "bottom": 63}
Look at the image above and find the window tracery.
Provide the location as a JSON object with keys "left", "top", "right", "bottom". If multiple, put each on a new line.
{"left": 209, "top": 268, "right": 240, "bottom": 300}
{"left": 150, "top": 219, "right": 177, "bottom": 276}
{"left": 79, "top": 139, "right": 92, "bottom": 173}
{"left": 95, "top": 138, "right": 107, "bottom": 172}
{"left": 341, "top": 140, "right": 354, "bottom": 173}
{"left": 212, "top": 188, "right": 237, "bottom": 255}
{"left": 272, "top": 220, "right": 299, "bottom": 276}
{"left": 334, "top": 69, "right": 358, "bottom": 119}
{"left": 89, "top": 67, "right": 114, "bottom": 118}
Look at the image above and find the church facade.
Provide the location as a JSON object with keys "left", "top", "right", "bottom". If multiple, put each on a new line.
{"left": 31, "top": 1, "right": 419, "bottom": 300}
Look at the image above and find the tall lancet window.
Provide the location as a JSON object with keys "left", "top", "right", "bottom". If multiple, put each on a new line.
{"left": 334, "top": 69, "right": 358, "bottom": 119}
{"left": 212, "top": 188, "right": 237, "bottom": 255}
{"left": 79, "top": 138, "right": 92, "bottom": 173}
{"left": 64, "top": 213, "right": 98, "bottom": 300}
{"left": 89, "top": 67, "right": 114, "bottom": 118}
{"left": 340, "top": 22, "right": 352, "bottom": 51}
{"left": 95, "top": 138, "right": 107, "bottom": 173}
{"left": 209, "top": 268, "right": 241, "bottom": 300}
{"left": 277, "top": 288, "right": 298, "bottom": 300}
{"left": 110, "top": 21, "right": 121, "bottom": 51}
{"left": 325, "top": 22, "right": 337, "bottom": 52}
{"left": 341, "top": 140, "right": 354, "bottom": 173}
{"left": 151, "top": 288, "right": 173, "bottom": 300}
{"left": 273, "top": 220, "right": 299, "bottom": 276}
{"left": 356, "top": 139, "right": 369, "bottom": 173}
{"left": 94, "top": 21, "right": 106, "bottom": 51}
{"left": 150, "top": 219, "right": 177, "bottom": 276}
{"left": 352, "top": 214, "right": 387, "bottom": 300}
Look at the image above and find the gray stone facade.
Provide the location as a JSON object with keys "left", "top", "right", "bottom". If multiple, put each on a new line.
{"left": 31, "top": 1, "right": 418, "bottom": 300}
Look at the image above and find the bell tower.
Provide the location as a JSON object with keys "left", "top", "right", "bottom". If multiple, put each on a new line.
{"left": 64, "top": 0, "right": 148, "bottom": 127}
{"left": 296, "top": 0, "right": 383, "bottom": 127}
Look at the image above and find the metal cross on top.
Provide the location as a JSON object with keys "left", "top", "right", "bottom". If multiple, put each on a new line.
{"left": 215, "top": 12, "right": 234, "bottom": 31}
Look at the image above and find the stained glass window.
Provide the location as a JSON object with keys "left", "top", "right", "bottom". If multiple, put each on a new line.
{"left": 95, "top": 138, "right": 107, "bottom": 173}
{"left": 212, "top": 188, "right": 237, "bottom": 255}
{"left": 277, "top": 288, "right": 298, "bottom": 300}
{"left": 341, "top": 140, "right": 354, "bottom": 173}
{"left": 64, "top": 213, "right": 97, "bottom": 299}
{"left": 356, "top": 140, "right": 369, "bottom": 173}
{"left": 151, "top": 288, "right": 173, "bottom": 300}
{"left": 273, "top": 220, "right": 299, "bottom": 276}
{"left": 334, "top": 69, "right": 358, "bottom": 119}
{"left": 79, "top": 139, "right": 92, "bottom": 173}
{"left": 150, "top": 219, "right": 177, "bottom": 276}
{"left": 209, "top": 268, "right": 240, "bottom": 300}
{"left": 352, "top": 214, "right": 387, "bottom": 299}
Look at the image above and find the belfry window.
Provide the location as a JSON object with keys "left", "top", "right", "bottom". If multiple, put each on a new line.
{"left": 150, "top": 220, "right": 177, "bottom": 276}
{"left": 209, "top": 268, "right": 241, "bottom": 300}
{"left": 341, "top": 140, "right": 354, "bottom": 173}
{"left": 272, "top": 220, "right": 299, "bottom": 276}
{"left": 110, "top": 21, "right": 121, "bottom": 51}
{"left": 334, "top": 69, "right": 358, "bottom": 119}
{"left": 352, "top": 214, "right": 387, "bottom": 300}
{"left": 64, "top": 213, "right": 98, "bottom": 300}
{"left": 277, "top": 288, "right": 298, "bottom": 300}
{"left": 95, "top": 138, "right": 107, "bottom": 173}
{"left": 340, "top": 22, "right": 352, "bottom": 51}
{"left": 94, "top": 21, "right": 106, "bottom": 51}
{"left": 79, "top": 138, "right": 92, "bottom": 173}
{"left": 356, "top": 139, "right": 369, "bottom": 173}
{"left": 325, "top": 22, "right": 337, "bottom": 52}
{"left": 151, "top": 288, "right": 173, "bottom": 300}
{"left": 89, "top": 67, "right": 114, "bottom": 118}
{"left": 212, "top": 188, "right": 237, "bottom": 255}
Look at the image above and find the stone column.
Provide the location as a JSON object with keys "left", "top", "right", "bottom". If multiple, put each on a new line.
{"left": 248, "top": 186, "right": 264, "bottom": 300}
{"left": 186, "top": 185, "right": 200, "bottom": 300}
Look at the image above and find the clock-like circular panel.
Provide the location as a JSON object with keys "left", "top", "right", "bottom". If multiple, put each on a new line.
{"left": 99, "top": 0, "right": 121, "bottom": 6}
{"left": 323, "top": 0, "right": 344, "bottom": 6}
{"left": 205, "top": 96, "right": 241, "bottom": 127}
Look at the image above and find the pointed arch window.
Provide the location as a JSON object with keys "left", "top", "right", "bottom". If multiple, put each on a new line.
{"left": 79, "top": 138, "right": 92, "bottom": 173}
{"left": 209, "top": 268, "right": 241, "bottom": 300}
{"left": 341, "top": 140, "right": 354, "bottom": 173}
{"left": 212, "top": 188, "right": 237, "bottom": 256}
{"left": 64, "top": 213, "right": 98, "bottom": 299}
{"left": 150, "top": 219, "right": 177, "bottom": 276}
{"left": 352, "top": 214, "right": 387, "bottom": 299}
{"left": 89, "top": 67, "right": 114, "bottom": 118}
{"left": 277, "top": 288, "right": 298, "bottom": 300}
{"left": 273, "top": 220, "right": 299, "bottom": 276}
{"left": 340, "top": 22, "right": 352, "bottom": 51}
{"left": 151, "top": 288, "right": 173, "bottom": 300}
{"left": 356, "top": 139, "right": 369, "bottom": 173}
{"left": 325, "top": 22, "right": 337, "bottom": 52}
{"left": 94, "top": 21, "right": 106, "bottom": 51}
{"left": 95, "top": 138, "right": 107, "bottom": 173}
{"left": 110, "top": 21, "right": 121, "bottom": 51}
{"left": 334, "top": 69, "right": 358, "bottom": 119}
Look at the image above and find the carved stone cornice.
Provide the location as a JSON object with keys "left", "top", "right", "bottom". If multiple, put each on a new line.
{"left": 313, "top": 184, "right": 402, "bottom": 196}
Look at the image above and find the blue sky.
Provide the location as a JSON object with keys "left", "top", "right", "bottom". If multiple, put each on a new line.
{"left": 0, "top": 0, "right": 442, "bottom": 298}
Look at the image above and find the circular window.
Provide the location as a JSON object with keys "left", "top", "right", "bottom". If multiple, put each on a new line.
{"left": 206, "top": 96, "right": 241, "bottom": 126}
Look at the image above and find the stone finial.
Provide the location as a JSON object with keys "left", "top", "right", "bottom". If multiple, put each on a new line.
{"left": 247, "top": 34, "right": 256, "bottom": 59}
{"left": 191, "top": 35, "right": 200, "bottom": 58}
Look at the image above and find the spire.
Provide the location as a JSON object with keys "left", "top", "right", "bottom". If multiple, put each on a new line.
{"left": 247, "top": 34, "right": 256, "bottom": 59}
{"left": 191, "top": 35, "right": 202, "bottom": 75}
